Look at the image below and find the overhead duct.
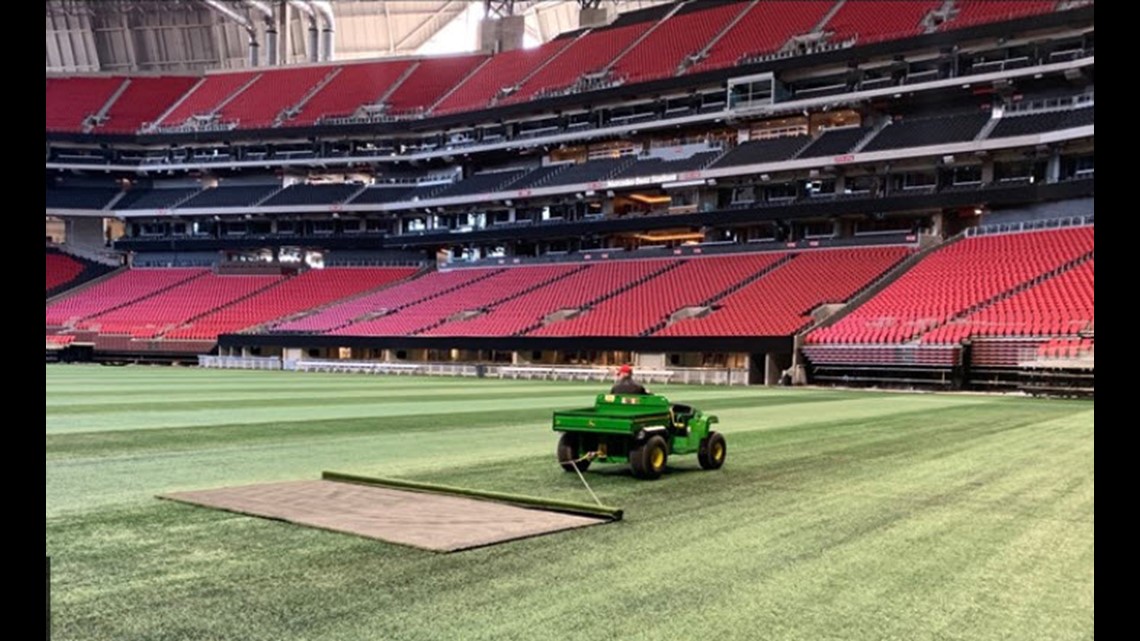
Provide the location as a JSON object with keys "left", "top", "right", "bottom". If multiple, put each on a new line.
{"left": 287, "top": 0, "right": 320, "bottom": 63}
{"left": 244, "top": 0, "right": 276, "bottom": 65}
{"left": 309, "top": 1, "right": 335, "bottom": 61}
{"left": 201, "top": 0, "right": 259, "bottom": 67}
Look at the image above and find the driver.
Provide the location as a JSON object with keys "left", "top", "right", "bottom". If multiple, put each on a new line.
{"left": 610, "top": 364, "right": 649, "bottom": 395}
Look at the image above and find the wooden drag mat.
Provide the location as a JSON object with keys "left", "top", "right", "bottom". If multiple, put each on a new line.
{"left": 159, "top": 474, "right": 619, "bottom": 552}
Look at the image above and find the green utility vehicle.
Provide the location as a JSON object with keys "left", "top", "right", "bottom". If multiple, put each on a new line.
{"left": 552, "top": 393, "right": 726, "bottom": 479}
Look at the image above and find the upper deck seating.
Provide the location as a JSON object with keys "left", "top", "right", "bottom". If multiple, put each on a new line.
{"left": 686, "top": 1, "right": 833, "bottom": 74}
{"left": 611, "top": 3, "right": 745, "bottom": 84}
{"left": 385, "top": 54, "right": 486, "bottom": 115}
{"left": 97, "top": 76, "right": 198, "bottom": 133}
{"left": 503, "top": 24, "right": 646, "bottom": 104}
{"left": 823, "top": 1, "right": 941, "bottom": 46}
{"left": 432, "top": 41, "right": 570, "bottom": 115}
{"left": 46, "top": 76, "right": 125, "bottom": 132}
{"left": 942, "top": 1, "right": 1059, "bottom": 31}
{"left": 287, "top": 60, "right": 414, "bottom": 126}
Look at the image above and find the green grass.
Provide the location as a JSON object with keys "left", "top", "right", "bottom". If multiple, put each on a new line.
{"left": 46, "top": 364, "right": 1093, "bottom": 641}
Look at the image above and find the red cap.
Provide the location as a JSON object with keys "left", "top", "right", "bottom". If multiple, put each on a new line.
{"left": 617, "top": 364, "right": 633, "bottom": 375}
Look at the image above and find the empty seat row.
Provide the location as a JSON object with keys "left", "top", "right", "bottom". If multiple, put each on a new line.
{"left": 861, "top": 112, "right": 991, "bottom": 152}
{"left": 807, "top": 226, "right": 1094, "bottom": 345}
{"left": 164, "top": 268, "right": 416, "bottom": 340}
{"left": 47, "top": 1, "right": 1073, "bottom": 131}
{"left": 657, "top": 247, "right": 909, "bottom": 336}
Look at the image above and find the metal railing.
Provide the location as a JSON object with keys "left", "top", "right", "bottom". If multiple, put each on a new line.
{"left": 284, "top": 359, "right": 482, "bottom": 377}
{"left": 496, "top": 365, "right": 748, "bottom": 386}
{"left": 966, "top": 215, "right": 1093, "bottom": 237}
{"left": 198, "top": 355, "right": 282, "bottom": 370}
{"left": 196, "top": 356, "right": 750, "bottom": 385}
{"left": 1004, "top": 91, "right": 1093, "bottom": 115}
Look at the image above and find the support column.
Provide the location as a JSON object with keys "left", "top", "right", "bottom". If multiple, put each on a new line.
{"left": 1046, "top": 150, "right": 1061, "bottom": 183}
{"left": 277, "top": 1, "right": 290, "bottom": 65}
{"left": 698, "top": 189, "right": 718, "bottom": 213}
{"left": 763, "top": 353, "right": 781, "bottom": 386}
{"left": 478, "top": 15, "right": 526, "bottom": 53}
{"left": 981, "top": 158, "right": 995, "bottom": 185}
{"left": 69, "top": 217, "right": 106, "bottom": 247}
{"left": 636, "top": 353, "right": 667, "bottom": 370}
{"left": 578, "top": 6, "right": 610, "bottom": 28}
{"left": 930, "top": 212, "right": 945, "bottom": 237}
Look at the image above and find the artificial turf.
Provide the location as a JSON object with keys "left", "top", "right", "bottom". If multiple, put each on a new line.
{"left": 46, "top": 364, "right": 1093, "bottom": 641}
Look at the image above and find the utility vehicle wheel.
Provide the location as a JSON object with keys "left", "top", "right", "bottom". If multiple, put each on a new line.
{"left": 557, "top": 433, "right": 590, "bottom": 472}
{"left": 698, "top": 431, "right": 726, "bottom": 470}
{"left": 631, "top": 435, "right": 668, "bottom": 480}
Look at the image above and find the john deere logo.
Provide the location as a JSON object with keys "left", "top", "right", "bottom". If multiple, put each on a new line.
{"left": 588, "top": 420, "right": 596, "bottom": 427}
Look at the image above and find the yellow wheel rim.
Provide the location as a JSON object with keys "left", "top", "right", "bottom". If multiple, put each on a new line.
{"left": 712, "top": 442, "right": 724, "bottom": 462}
{"left": 650, "top": 447, "right": 665, "bottom": 469}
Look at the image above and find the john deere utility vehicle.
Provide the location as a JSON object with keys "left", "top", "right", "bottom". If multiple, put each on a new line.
{"left": 552, "top": 394, "right": 725, "bottom": 480}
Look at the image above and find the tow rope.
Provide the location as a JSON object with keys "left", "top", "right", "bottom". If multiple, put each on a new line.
{"left": 566, "top": 451, "right": 604, "bottom": 507}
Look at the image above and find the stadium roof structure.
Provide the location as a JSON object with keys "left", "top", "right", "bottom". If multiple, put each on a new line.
{"left": 46, "top": 0, "right": 676, "bottom": 73}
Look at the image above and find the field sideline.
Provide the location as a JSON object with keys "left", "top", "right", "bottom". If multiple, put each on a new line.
{"left": 46, "top": 364, "right": 1094, "bottom": 641}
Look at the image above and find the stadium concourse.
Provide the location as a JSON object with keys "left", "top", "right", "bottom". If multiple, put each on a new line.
{"left": 46, "top": 0, "right": 1093, "bottom": 394}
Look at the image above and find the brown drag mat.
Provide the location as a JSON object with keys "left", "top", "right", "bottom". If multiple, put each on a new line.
{"left": 160, "top": 479, "right": 609, "bottom": 552}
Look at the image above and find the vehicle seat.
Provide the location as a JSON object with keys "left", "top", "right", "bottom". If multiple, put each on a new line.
{"left": 671, "top": 404, "right": 693, "bottom": 429}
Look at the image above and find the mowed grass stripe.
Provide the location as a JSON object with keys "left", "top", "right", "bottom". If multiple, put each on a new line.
{"left": 46, "top": 370, "right": 997, "bottom": 437}
{"left": 46, "top": 385, "right": 833, "bottom": 415}
{"left": 46, "top": 393, "right": 850, "bottom": 460}
{"left": 44, "top": 387, "right": 849, "bottom": 435}
{"left": 46, "top": 367, "right": 765, "bottom": 398}
{"left": 44, "top": 377, "right": 611, "bottom": 403}
{"left": 48, "top": 366, "right": 861, "bottom": 399}
{"left": 46, "top": 388, "right": 610, "bottom": 415}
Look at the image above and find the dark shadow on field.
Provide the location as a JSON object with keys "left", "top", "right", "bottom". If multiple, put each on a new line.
{"left": 566, "top": 464, "right": 707, "bottom": 479}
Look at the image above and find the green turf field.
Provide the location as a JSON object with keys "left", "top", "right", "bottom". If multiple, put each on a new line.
{"left": 46, "top": 364, "right": 1094, "bottom": 641}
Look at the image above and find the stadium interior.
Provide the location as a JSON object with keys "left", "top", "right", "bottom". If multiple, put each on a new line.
{"left": 46, "top": 0, "right": 1094, "bottom": 396}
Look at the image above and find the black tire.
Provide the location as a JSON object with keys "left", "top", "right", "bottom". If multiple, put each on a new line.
{"left": 557, "top": 433, "right": 590, "bottom": 472}
{"left": 698, "top": 431, "right": 726, "bottom": 470}
{"left": 630, "top": 435, "right": 668, "bottom": 480}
